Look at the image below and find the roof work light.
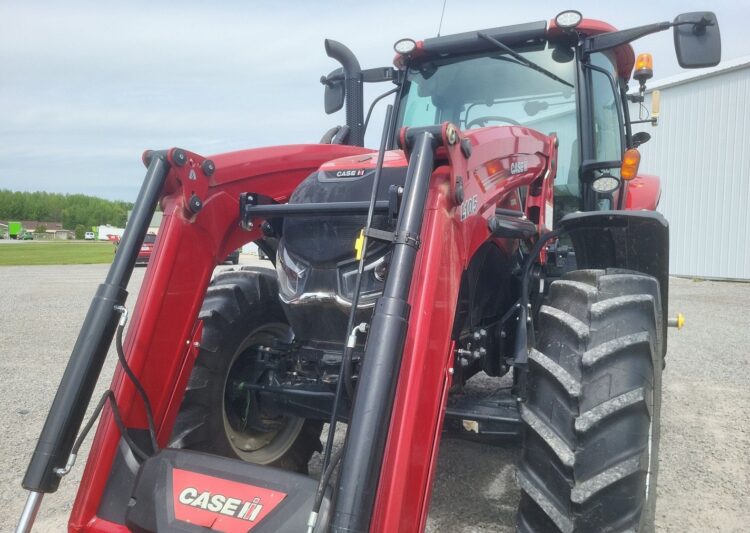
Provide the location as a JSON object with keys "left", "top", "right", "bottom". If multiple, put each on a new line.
{"left": 555, "top": 10, "right": 583, "bottom": 29}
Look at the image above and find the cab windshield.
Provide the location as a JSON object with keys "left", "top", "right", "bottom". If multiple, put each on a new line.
{"left": 397, "top": 43, "right": 580, "bottom": 211}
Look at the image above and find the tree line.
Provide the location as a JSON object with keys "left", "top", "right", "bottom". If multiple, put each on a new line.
{"left": 0, "top": 189, "right": 132, "bottom": 230}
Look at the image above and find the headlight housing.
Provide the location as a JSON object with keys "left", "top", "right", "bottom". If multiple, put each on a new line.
{"left": 276, "top": 240, "right": 308, "bottom": 296}
{"left": 338, "top": 253, "right": 389, "bottom": 304}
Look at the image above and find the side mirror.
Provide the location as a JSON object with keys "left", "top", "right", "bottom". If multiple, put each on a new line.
{"left": 673, "top": 12, "right": 720, "bottom": 68}
{"left": 632, "top": 131, "right": 651, "bottom": 148}
{"left": 322, "top": 68, "right": 345, "bottom": 115}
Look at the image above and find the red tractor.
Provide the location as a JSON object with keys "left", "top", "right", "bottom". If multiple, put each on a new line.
{"left": 18, "top": 10, "right": 719, "bottom": 533}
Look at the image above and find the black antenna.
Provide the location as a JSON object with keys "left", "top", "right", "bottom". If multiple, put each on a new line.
{"left": 437, "top": 0, "right": 448, "bottom": 36}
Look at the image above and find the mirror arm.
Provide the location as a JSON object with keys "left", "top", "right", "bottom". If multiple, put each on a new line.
{"left": 586, "top": 18, "right": 715, "bottom": 54}
{"left": 585, "top": 22, "right": 671, "bottom": 54}
{"left": 361, "top": 67, "right": 397, "bottom": 83}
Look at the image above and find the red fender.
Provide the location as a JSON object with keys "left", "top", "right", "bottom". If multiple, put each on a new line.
{"left": 625, "top": 173, "right": 661, "bottom": 211}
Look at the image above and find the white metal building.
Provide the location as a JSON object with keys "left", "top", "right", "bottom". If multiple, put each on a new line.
{"left": 631, "top": 56, "right": 750, "bottom": 280}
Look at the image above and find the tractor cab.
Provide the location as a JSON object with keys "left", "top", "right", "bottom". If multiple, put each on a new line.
{"left": 322, "top": 11, "right": 721, "bottom": 215}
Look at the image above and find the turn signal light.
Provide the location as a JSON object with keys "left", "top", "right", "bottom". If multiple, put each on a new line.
{"left": 621, "top": 148, "right": 641, "bottom": 181}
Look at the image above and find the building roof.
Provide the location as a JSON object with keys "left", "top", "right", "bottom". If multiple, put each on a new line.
{"left": 646, "top": 55, "right": 750, "bottom": 92}
{"left": 21, "top": 220, "right": 63, "bottom": 231}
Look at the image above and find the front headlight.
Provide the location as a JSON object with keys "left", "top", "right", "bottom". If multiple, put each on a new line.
{"left": 338, "top": 253, "right": 389, "bottom": 303}
{"left": 276, "top": 240, "right": 308, "bottom": 296}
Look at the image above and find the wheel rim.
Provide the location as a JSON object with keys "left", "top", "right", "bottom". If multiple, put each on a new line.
{"left": 222, "top": 323, "right": 305, "bottom": 464}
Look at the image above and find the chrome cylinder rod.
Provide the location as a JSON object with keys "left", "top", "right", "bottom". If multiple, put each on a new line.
{"left": 15, "top": 491, "right": 43, "bottom": 533}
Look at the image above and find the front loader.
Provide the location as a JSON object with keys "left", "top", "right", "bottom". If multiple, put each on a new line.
{"left": 18, "top": 10, "right": 719, "bottom": 533}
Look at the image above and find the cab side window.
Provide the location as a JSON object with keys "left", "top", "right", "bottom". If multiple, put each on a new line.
{"left": 589, "top": 53, "right": 624, "bottom": 162}
{"left": 591, "top": 70, "right": 622, "bottom": 161}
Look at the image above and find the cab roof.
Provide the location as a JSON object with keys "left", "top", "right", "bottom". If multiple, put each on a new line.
{"left": 400, "top": 18, "right": 636, "bottom": 81}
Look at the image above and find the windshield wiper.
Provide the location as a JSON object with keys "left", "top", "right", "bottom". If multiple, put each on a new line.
{"left": 477, "top": 32, "right": 574, "bottom": 88}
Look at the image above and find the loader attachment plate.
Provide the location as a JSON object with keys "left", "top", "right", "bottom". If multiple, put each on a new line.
{"left": 126, "top": 449, "right": 329, "bottom": 533}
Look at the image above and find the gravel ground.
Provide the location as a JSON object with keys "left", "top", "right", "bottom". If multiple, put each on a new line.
{"left": 0, "top": 260, "right": 748, "bottom": 532}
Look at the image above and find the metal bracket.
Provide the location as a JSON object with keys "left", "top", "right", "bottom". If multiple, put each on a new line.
{"left": 363, "top": 227, "right": 421, "bottom": 249}
{"left": 164, "top": 148, "right": 214, "bottom": 218}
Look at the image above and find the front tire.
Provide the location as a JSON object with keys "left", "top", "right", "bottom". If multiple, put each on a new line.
{"left": 169, "top": 268, "right": 323, "bottom": 473}
{"left": 516, "top": 269, "right": 663, "bottom": 533}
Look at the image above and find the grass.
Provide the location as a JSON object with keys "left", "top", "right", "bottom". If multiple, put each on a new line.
{"left": 0, "top": 241, "right": 115, "bottom": 266}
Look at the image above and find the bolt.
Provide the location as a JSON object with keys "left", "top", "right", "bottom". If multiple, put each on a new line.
{"left": 202, "top": 159, "right": 215, "bottom": 177}
{"left": 500, "top": 331, "right": 507, "bottom": 338}
{"left": 173, "top": 149, "right": 187, "bottom": 166}
{"left": 193, "top": 341, "right": 200, "bottom": 348}
{"left": 448, "top": 368, "right": 454, "bottom": 375}
{"left": 446, "top": 123, "right": 458, "bottom": 145}
{"left": 188, "top": 194, "right": 203, "bottom": 214}
{"left": 261, "top": 221, "right": 274, "bottom": 237}
{"left": 479, "top": 328, "right": 487, "bottom": 337}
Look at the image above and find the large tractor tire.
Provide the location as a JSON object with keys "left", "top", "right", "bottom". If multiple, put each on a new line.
{"left": 516, "top": 269, "right": 663, "bottom": 533}
{"left": 169, "top": 268, "right": 323, "bottom": 473}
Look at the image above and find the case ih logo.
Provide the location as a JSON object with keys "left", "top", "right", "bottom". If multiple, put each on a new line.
{"left": 510, "top": 161, "right": 528, "bottom": 174}
{"left": 172, "top": 469, "right": 286, "bottom": 532}
{"left": 335, "top": 169, "right": 366, "bottom": 177}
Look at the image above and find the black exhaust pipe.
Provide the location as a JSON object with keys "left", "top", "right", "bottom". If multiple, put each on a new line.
{"left": 325, "top": 39, "right": 365, "bottom": 147}
{"left": 20, "top": 152, "right": 170, "bottom": 497}
{"left": 330, "top": 129, "right": 439, "bottom": 532}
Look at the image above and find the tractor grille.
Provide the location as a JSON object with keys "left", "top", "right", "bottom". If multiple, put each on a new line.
{"left": 283, "top": 167, "right": 407, "bottom": 266}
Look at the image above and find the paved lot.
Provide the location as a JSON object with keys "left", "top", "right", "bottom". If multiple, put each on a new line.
{"left": 0, "top": 260, "right": 748, "bottom": 532}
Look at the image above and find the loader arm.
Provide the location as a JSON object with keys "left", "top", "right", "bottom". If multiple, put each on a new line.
{"left": 67, "top": 143, "right": 371, "bottom": 531}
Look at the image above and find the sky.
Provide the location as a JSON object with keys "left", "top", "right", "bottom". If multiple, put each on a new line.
{"left": 1, "top": 0, "right": 747, "bottom": 201}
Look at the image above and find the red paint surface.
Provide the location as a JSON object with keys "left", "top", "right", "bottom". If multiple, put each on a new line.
{"left": 625, "top": 173, "right": 661, "bottom": 210}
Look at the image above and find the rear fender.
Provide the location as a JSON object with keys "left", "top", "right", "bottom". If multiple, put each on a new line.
{"left": 558, "top": 210, "right": 669, "bottom": 354}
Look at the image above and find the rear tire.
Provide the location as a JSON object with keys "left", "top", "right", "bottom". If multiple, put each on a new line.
{"left": 169, "top": 267, "right": 323, "bottom": 473}
{"left": 516, "top": 269, "right": 663, "bottom": 533}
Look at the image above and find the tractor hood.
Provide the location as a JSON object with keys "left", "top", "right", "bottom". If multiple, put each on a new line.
{"left": 277, "top": 125, "right": 556, "bottom": 343}
{"left": 276, "top": 149, "right": 408, "bottom": 342}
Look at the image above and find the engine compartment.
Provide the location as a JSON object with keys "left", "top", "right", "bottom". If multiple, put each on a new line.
{"left": 277, "top": 152, "right": 408, "bottom": 343}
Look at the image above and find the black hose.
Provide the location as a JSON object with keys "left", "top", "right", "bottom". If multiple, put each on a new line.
{"left": 115, "top": 319, "right": 159, "bottom": 454}
{"left": 60, "top": 317, "right": 161, "bottom": 472}
{"left": 313, "top": 446, "right": 344, "bottom": 514}
{"left": 65, "top": 388, "right": 151, "bottom": 467}
{"left": 363, "top": 88, "right": 398, "bottom": 137}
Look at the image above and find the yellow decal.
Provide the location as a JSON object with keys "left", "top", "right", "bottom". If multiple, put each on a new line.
{"left": 354, "top": 229, "right": 365, "bottom": 260}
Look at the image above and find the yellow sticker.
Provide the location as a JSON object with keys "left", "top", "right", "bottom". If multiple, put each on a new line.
{"left": 354, "top": 229, "right": 365, "bottom": 260}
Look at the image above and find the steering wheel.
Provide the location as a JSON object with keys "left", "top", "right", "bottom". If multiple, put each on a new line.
{"left": 466, "top": 116, "right": 521, "bottom": 129}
